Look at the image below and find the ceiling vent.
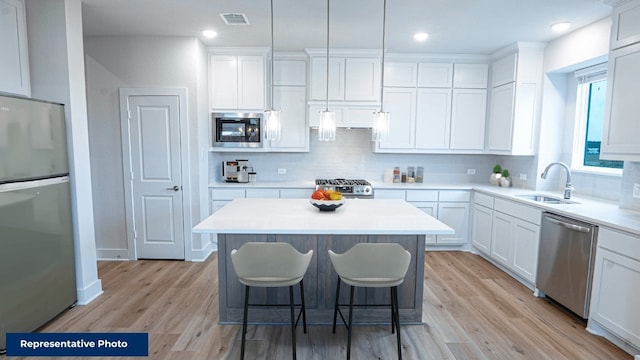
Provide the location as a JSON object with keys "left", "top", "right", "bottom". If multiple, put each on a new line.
{"left": 219, "top": 13, "right": 250, "bottom": 25}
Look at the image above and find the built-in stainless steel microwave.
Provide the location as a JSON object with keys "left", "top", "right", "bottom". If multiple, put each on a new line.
{"left": 211, "top": 112, "right": 263, "bottom": 148}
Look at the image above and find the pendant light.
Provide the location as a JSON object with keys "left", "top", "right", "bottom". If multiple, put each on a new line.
{"left": 372, "top": 0, "right": 390, "bottom": 142}
{"left": 318, "top": 0, "right": 336, "bottom": 141}
{"left": 264, "top": 0, "right": 281, "bottom": 141}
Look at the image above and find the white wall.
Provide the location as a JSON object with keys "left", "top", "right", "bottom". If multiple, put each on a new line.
{"left": 84, "top": 36, "right": 208, "bottom": 260}
{"left": 537, "top": 16, "right": 623, "bottom": 201}
{"left": 25, "top": 0, "right": 102, "bottom": 304}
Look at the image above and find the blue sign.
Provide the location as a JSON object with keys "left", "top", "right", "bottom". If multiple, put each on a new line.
{"left": 5, "top": 333, "right": 148, "bottom": 357}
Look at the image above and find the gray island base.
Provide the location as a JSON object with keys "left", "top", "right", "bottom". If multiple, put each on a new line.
{"left": 194, "top": 198, "right": 453, "bottom": 325}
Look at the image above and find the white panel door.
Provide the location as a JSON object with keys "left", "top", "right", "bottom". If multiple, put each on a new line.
{"left": 310, "top": 57, "right": 345, "bottom": 101}
{"left": 414, "top": 202, "right": 438, "bottom": 244}
{"left": 450, "top": 89, "right": 487, "bottom": 150}
{"left": 127, "top": 95, "right": 184, "bottom": 259}
{"left": 488, "top": 83, "right": 516, "bottom": 152}
{"left": 378, "top": 88, "right": 416, "bottom": 149}
{"left": 491, "top": 211, "right": 512, "bottom": 266}
{"left": 0, "top": 0, "right": 30, "bottom": 96}
{"left": 472, "top": 205, "right": 493, "bottom": 254}
{"left": 436, "top": 202, "right": 469, "bottom": 244}
{"left": 415, "top": 88, "right": 452, "bottom": 150}
{"left": 210, "top": 55, "right": 238, "bottom": 109}
{"left": 270, "top": 86, "right": 307, "bottom": 150}
{"left": 511, "top": 219, "right": 540, "bottom": 283}
{"left": 237, "top": 55, "right": 265, "bottom": 109}
{"left": 345, "top": 57, "right": 380, "bottom": 101}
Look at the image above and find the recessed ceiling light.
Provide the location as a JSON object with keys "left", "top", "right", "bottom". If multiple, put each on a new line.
{"left": 202, "top": 30, "right": 218, "bottom": 38}
{"left": 551, "top": 22, "right": 571, "bottom": 33}
{"left": 413, "top": 32, "right": 429, "bottom": 42}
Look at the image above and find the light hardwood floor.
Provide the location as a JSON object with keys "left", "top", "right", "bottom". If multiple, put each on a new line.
{"left": 12, "top": 252, "right": 631, "bottom": 359}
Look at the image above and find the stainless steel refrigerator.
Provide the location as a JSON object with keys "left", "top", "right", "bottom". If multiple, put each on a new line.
{"left": 0, "top": 94, "right": 76, "bottom": 352}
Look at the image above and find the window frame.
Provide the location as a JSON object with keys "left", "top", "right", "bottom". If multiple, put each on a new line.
{"left": 571, "top": 63, "right": 623, "bottom": 176}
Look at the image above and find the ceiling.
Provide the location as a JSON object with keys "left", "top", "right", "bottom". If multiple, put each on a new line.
{"left": 80, "top": 0, "right": 613, "bottom": 55}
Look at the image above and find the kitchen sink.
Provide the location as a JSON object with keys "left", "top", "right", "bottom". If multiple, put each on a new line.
{"left": 515, "top": 194, "right": 578, "bottom": 204}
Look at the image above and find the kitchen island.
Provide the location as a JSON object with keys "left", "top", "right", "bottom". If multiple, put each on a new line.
{"left": 194, "top": 198, "right": 453, "bottom": 325}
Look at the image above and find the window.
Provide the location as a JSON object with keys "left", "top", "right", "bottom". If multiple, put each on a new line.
{"left": 572, "top": 64, "right": 623, "bottom": 173}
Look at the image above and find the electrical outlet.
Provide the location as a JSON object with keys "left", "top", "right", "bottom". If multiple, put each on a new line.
{"left": 519, "top": 173, "right": 527, "bottom": 181}
{"left": 467, "top": 169, "right": 476, "bottom": 175}
{"left": 633, "top": 183, "right": 640, "bottom": 198}
{"left": 277, "top": 168, "right": 287, "bottom": 175}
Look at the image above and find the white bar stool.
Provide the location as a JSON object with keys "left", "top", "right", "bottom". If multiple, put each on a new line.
{"left": 230, "top": 242, "right": 313, "bottom": 360}
{"left": 328, "top": 243, "right": 411, "bottom": 360}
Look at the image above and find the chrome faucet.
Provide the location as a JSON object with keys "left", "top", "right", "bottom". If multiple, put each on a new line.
{"left": 541, "top": 162, "right": 574, "bottom": 199}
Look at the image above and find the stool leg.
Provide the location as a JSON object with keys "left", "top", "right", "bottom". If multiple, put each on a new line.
{"left": 332, "top": 278, "right": 341, "bottom": 334}
{"left": 347, "top": 285, "right": 355, "bottom": 360}
{"left": 391, "top": 286, "right": 396, "bottom": 334}
{"left": 290, "top": 285, "right": 297, "bottom": 360}
{"left": 393, "top": 286, "right": 402, "bottom": 360}
{"left": 241, "top": 285, "right": 250, "bottom": 360}
{"left": 299, "top": 279, "right": 308, "bottom": 334}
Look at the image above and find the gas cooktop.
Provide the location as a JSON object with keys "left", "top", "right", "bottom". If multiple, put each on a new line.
{"left": 315, "top": 178, "right": 373, "bottom": 197}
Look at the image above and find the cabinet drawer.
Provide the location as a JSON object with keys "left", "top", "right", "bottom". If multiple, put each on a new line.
{"left": 494, "top": 198, "right": 541, "bottom": 225}
{"left": 473, "top": 192, "right": 494, "bottom": 208}
{"left": 598, "top": 227, "right": 640, "bottom": 260}
{"left": 280, "top": 188, "right": 312, "bottom": 199}
{"left": 374, "top": 189, "right": 406, "bottom": 199}
{"left": 245, "top": 188, "right": 280, "bottom": 198}
{"left": 438, "top": 190, "right": 470, "bottom": 202}
{"left": 211, "top": 188, "right": 245, "bottom": 200}
{"left": 406, "top": 190, "right": 438, "bottom": 202}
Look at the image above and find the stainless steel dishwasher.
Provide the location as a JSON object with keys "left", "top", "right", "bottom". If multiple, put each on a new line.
{"left": 536, "top": 212, "right": 598, "bottom": 319}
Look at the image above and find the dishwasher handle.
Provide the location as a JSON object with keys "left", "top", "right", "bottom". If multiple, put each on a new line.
{"left": 545, "top": 216, "right": 592, "bottom": 233}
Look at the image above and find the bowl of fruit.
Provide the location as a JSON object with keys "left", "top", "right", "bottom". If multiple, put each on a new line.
{"left": 310, "top": 189, "right": 345, "bottom": 211}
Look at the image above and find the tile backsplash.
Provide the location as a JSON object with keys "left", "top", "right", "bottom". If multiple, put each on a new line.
{"left": 620, "top": 161, "right": 640, "bottom": 211}
{"left": 210, "top": 128, "right": 501, "bottom": 185}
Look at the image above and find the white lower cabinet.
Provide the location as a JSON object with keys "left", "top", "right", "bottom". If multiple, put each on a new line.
{"left": 490, "top": 199, "right": 540, "bottom": 285}
{"left": 471, "top": 193, "right": 541, "bottom": 287}
{"left": 405, "top": 190, "right": 469, "bottom": 246}
{"left": 471, "top": 204, "right": 493, "bottom": 254}
{"left": 245, "top": 188, "right": 280, "bottom": 198}
{"left": 436, "top": 202, "right": 469, "bottom": 244}
{"left": 589, "top": 227, "right": 640, "bottom": 350}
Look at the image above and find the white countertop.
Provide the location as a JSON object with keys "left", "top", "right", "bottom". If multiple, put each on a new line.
{"left": 473, "top": 186, "right": 640, "bottom": 236}
{"left": 194, "top": 198, "right": 455, "bottom": 235}
{"left": 207, "top": 180, "right": 640, "bottom": 236}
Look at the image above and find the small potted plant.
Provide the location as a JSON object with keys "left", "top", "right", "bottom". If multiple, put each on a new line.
{"left": 490, "top": 164, "right": 502, "bottom": 185}
{"left": 499, "top": 169, "right": 511, "bottom": 187}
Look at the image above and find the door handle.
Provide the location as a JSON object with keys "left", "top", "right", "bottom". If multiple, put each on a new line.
{"left": 545, "top": 217, "right": 591, "bottom": 233}
{"left": 166, "top": 185, "right": 180, "bottom": 191}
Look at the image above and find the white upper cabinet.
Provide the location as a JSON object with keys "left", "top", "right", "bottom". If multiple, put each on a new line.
{"left": 375, "top": 58, "right": 488, "bottom": 153}
{"left": 345, "top": 57, "right": 381, "bottom": 100}
{"left": 269, "top": 85, "right": 308, "bottom": 151}
{"left": 610, "top": 0, "right": 640, "bottom": 50}
{"left": 210, "top": 53, "right": 265, "bottom": 110}
{"left": 491, "top": 52, "right": 517, "bottom": 87}
{"left": 269, "top": 56, "right": 308, "bottom": 152}
{"left": 384, "top": 62, "right": 418, "bottom": 87}
{"left": 307, "top": 50, "right": 381, "bottom": 102}
{"left": 0, "top": 0, "right": 30, "bottom": 96}
{"left": 450, "top": 89, "right": 487, "bottom": 151}
{"left": 417, "top": 63, "right": 453, "bottom": 87}
{"left": 309, "top": 57, "right": 345, "bottom": 101}
{"left": 377, "top": 87, "right": 416, "bottom": 149}
{"left": 453, "top": 63, "right": 489, "bottom": 89}
{"left": 601, "top": 0, "right": 640, "bottom": 161}
{"left": 487, "top": 42, "right": 544, "bottom": 155}
{"left": 415, "top": 88, "right": 452, "bottom": 150}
